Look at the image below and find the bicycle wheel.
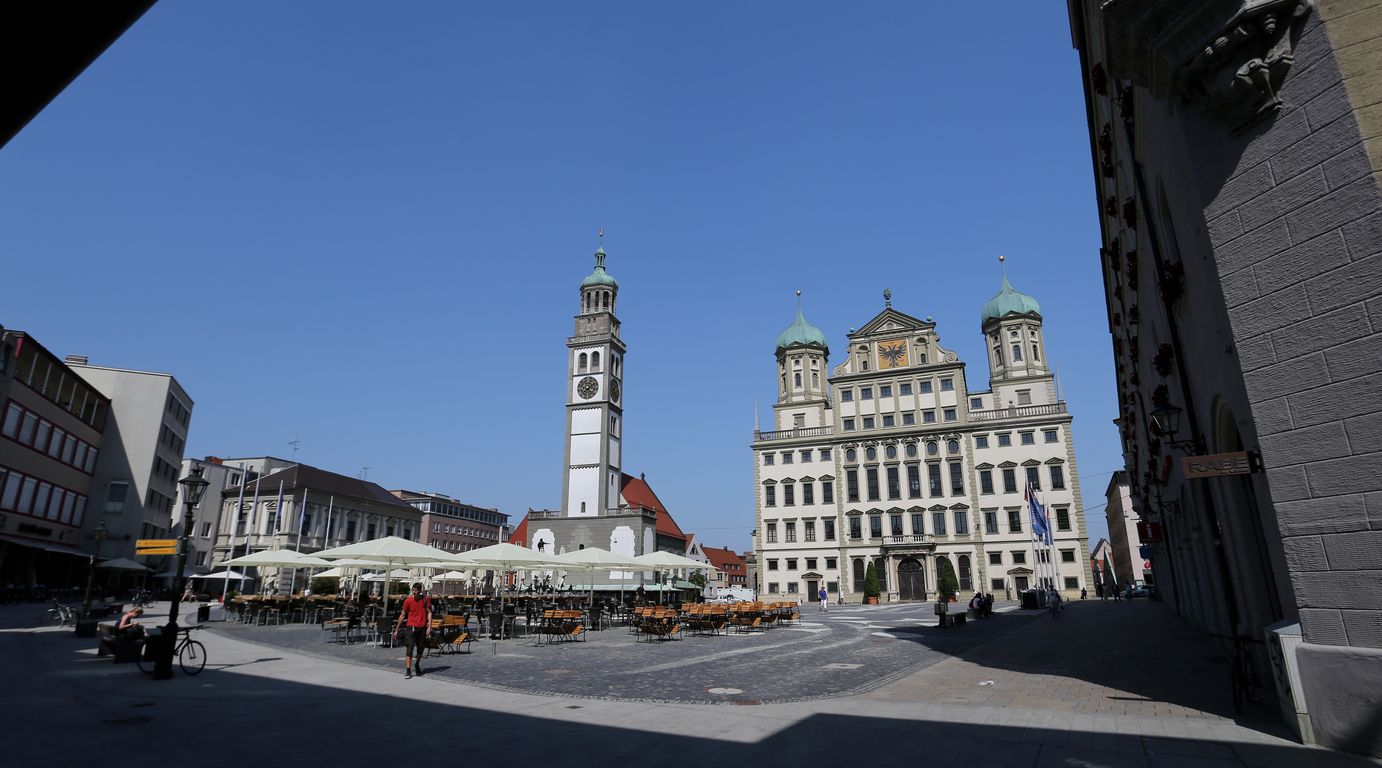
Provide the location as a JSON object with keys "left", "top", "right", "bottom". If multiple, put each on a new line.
{"left": 179, "top": 640, "right": 207, "bottom": 675}
{"left": 136, "top": 643, "right": 154, "bottom": 675}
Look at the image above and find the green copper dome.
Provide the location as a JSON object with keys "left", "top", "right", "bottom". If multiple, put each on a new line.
{"left": 775, "top": 306, "right": 828, "bottom": 352}
{"left": 982, "top": 274, "right": 1041, "bottom": 322}
{"left": 581, "top": 246, "right": 619, "bottom": 289}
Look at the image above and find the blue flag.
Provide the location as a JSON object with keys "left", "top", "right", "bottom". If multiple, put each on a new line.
{"left": 1026, "top": 483, "right": 1052, "bottom": 545}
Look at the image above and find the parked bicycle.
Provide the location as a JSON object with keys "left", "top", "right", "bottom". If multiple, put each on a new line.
{"left": 128, "top": 589, "right": 154, "bottom": 608}
{"left": 1212, "top": 633, "right": 1263, "bottom": 715}
{"left": 136, "top": 625, "right": 207, "bottom": 675}
{"left": 47, "top": 601, "right": 76, "bottom": 626}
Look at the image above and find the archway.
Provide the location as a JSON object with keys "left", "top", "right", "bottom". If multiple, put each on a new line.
{"left": 898, "top": 557, "right": 926, "bottom": 601}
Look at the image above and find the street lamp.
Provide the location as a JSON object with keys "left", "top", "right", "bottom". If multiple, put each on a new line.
{"left": 78, "top": 522, "right": 109, "bottom": 626}
{"left": 153, "top": 466, "right": 209, "bottom": 680}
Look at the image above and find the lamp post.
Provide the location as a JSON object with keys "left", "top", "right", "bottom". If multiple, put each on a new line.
{"left": 79, "top": 522, "right": 109, "bottom": 622}
{"left": 153, "top": 466, "right": 209, "bottom": 680}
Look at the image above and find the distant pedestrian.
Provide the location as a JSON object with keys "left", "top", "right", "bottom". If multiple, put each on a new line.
{"left": 393, "top": 582, "right": 432, "bottom": 679}
{"left": 818, "top": 586, "right": 828, "bottom": 612}
{"left": 1080, "top": 587, "right": 1087, "bottom": 600}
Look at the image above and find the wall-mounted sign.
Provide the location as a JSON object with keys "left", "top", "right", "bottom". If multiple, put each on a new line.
{"left": 1137, "top": 522, "right": 1164, "bottom": 543}
{"left": 1181, "top": 451, "right": 1256, "bottom": 479}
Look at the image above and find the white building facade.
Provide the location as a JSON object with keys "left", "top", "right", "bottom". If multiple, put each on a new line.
{"left": 752, "top": 282, "right": 1092, "bottom": 603}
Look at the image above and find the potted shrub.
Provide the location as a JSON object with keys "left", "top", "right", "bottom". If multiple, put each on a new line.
{"left": 937, "top": 558, "right": 960, "bottom": 602}
{"left": 863, "top": 562, "right": 882, "bottom": 605}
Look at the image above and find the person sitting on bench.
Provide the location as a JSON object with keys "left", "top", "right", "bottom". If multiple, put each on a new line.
{"left": 118, "top": 607, "right": 146, "bottom": 640}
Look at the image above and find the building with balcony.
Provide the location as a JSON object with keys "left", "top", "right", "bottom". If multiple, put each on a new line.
{"left": 751, "top": 283, "right": 1091, "bottom": 604}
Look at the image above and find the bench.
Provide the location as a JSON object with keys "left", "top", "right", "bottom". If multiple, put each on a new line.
{"left": 97, "top": 623, "right": 143, "bottom": 663}
{"left": 934, "top": 603, "right": 968, "bottom": 628}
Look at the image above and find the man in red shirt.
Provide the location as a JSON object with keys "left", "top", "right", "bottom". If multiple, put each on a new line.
{"left": 393, "top": 582, "right": 432, "bottom": 678}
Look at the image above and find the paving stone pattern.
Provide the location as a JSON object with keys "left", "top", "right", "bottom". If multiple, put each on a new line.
{"left": 208, "top": 602, "right": 1039, "bottom": 704}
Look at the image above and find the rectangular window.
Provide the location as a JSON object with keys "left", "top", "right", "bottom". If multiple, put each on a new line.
{"left": 802, "top": 483, "right": 814, "bottom": 505}
{"left": 1002, "top": 468, "right": 1017, "bottom": 493}
{"left": 928, "top": 464, "right": 943, "bottom": 496}
{"left": 765, "top": 486, "right": 776, "bottom": 507}
{"left": 943, "top": 408, "right": 957, "bottom": 422}
{"left": 953, "top": 509, "right": 969, "bottom": 535}
{"left": 919, "top": 381, "right": 933, "bottom": 394}
{"left": 949, "top": 462, "right": 964, "bottom": 495}
{"left": 980, "top": 470, "right": 994, "bottom": 494}
{"left": 848, "top": 517, "right": 861, "bottom": 539}
{"left": 763, "top": 454, "right": 774, "bottom": 466}
{"left": 1050, "top": 465, "right": 1066, "bottom": 490}
{"left": 783, "top": 484, "right": 795, "bottom": 506}
{"left": 1043, "top": 429, "right": 1059, "bottom": 443}
{"left": 34, "top": 420, "right": 51, "bottom": 453}
{"left": 861, "top": 387, "right": 873, "bottom": 400}
{"left": 842, "top": 390, "right": 854, "bottom": 402}
{"left": 886, "top": 466, "right": 900, "bottom": 499}
{"left": 862, "top": 416, "right": 875, "bottom": 429}
{"left": 940, "top": 378, "right": 954, "bottom": 391}
{"left": 866, "top": 467, "right": 880, "bottom": 501}
{"left": 932, "top": 511, "right": 947, "bottom": 536}
{"left": 766, "top": 523, "right": 777, "bottom": 543}
{"left": 911, "top": 513, "right": 924, "bottom": 535}
{"left": 902, "top": 413, "right": 915, "bottom": 425}
{"left": 824, "top": 520, "right": 836, "bottom": 540}
{"left": 970, "top": 397, "right": 983, "bottom": 409}
{"left": 1012, "top": 551, "right": 1026, "bottom": 564}
{"left": 826, "top": 557, "right": 837, "bottom": 570}
{"left": 1061, "top": 549, "right": 1076, "bottom": 563}
{"left": 201, "top": 522, "right": 212, "bottom": 538}
{"left": 923, "top": 410, "right": 936, "bottom": 424}
{"left": 1064, "top": 577, "right": 1079, "bottom": 590}
{"left": 879, "top": 385, "right": 892, "bottom": 397}
{"left": 819, "top": 448, "right": 831, "bottom": 461}
{"left": 846, "top": 470, "right": 859, "bottom": 502}
{"left": 822, "top": 480, "right": 834, "bottom": 504}
{"left": 869, "top": 515, "right": 882, "bottom": 538}
{"left": 1017, "top": 390, "right": 1032, "bottom": 405}
{"left": 804, "top": 520, "right": 816, "bottom": 541}
{"left": 786, "top": 582, "right": 798, "bottom": 594}
{"left": 785, "top": 522, "right": 797, "bottom": 543}
{"left": 991, "top": 578, "right": 1006, "bottom": 591}
{"left": 782, "top": 451, "right": 793, "bottom": 464}
{"left": 843, "top": 418, "right": 856, "bottom": 431}
{"left": 805, "top": 558, "right": 817, "bottom": 570}
{"left": 907, "top": 465, "right": 921, "bottom": 498}
{"left": 975, "top": 435, "right": 989, "bottom": 449}
{"left": 989, "top": 551, "right": 1002, "bottom": 565}
{"left": 1007, "top": 509, "right": 1022, "bottom": 533}
{"left": 2, "top": 404, "right": 21, "bottom": 438}
{"left": 18, "top": 412, "right": 37, "bottom": 444}
{"left": 1026, "top": 467, "right": 1041, "bottom": 490}
{"left": 984, "top": 510, "right": 999, "bottom": 534}
{"left": 997, "top": 433, "right": 1012, "bottom": 447}
{"left": 890, "top": 515, "right": 903, "bottom": 536}
{"left": 1056, "top": 507, "right": 1071, "bottom": 531}
{"left": 1021, "top": 432, "right": 1035, "bottom": 445}
{"left": 17, "top": 477, "right": 37, "bottom": 514}
{"left": 768, "top": 582, "right": 779, "bottom": 593}
{"left": 899, "top": 383, "right": 913, "bottom": 395}
{"left": 882, "top": 414, "right": 895, "bottom": 427}
{"left": 800, "top": 450, "right": 812, "bottom": 463}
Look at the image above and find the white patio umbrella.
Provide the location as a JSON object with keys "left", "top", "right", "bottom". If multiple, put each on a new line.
{"left": 552, "top": 547, "right": 647, "bottom": 612}
{"left": 220, "top": 549, "right": 334, "bottom": 568}
{"left": 361, "top": 568, "right": 412, "bottom": 582}
{"left": 464, "top": 542, "right": 568, "bottom": 612}
{"left": 634, "top": 551, "right": 718, "bottom": 604}
{"left": 97, "top": 557, "right": 149, "bottom": 571}
{"left": 194, "top": 570, "right": 245, "bottom": 580}
{"left": 313, "top": 536, "right": 461, "bottom": 614}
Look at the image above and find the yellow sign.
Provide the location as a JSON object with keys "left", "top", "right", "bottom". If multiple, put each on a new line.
{"left": 136, "top": 547, "right": 178, "bottom": 556}
{"left": 136, "top": 539, "right": 178, "bottom": 549}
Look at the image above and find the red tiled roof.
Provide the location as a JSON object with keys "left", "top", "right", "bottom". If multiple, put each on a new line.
{"left": 620, "top": 473, "right": 687, "bottom": 541}
{"left": 509, "top": 515, "right": 528, "bottom": 545}
{"left": 701, "top": 546, "right": 744, "bottom": 571}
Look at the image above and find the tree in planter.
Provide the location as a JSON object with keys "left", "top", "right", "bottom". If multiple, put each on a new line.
{"left": 863, "top": 561, "right": 882, "bottom": 602}
{"left": 937, "top": 557, "right": 960, "bottom": 601}
{"left": 687, "top": 572, "right": 707, "bottom": 589}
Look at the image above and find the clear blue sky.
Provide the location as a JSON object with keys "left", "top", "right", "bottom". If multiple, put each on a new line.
{"left": 0, "top": 2, "right": 1121, "bottom": 551}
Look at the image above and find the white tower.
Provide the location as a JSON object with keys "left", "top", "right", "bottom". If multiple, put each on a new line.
{"left": 772, "top": 291, "right": 831, "bottom": 430}
{"left": 562, "top": 235, "right": 626, "bottom": 518}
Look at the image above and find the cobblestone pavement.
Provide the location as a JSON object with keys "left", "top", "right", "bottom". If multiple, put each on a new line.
{"left": 205, "top": 601, "right": 1040, "bottom": 704}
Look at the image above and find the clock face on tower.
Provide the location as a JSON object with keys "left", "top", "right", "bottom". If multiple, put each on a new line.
{"left": 610, "top": 378, "right": 620, "bottom": 403}
{"left": 577, "top": 376, "right": 599, "bottom": 400}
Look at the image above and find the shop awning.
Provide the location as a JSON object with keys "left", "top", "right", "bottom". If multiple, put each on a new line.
{"left": 0, "top": 534, "right": 90, "bottom": 557}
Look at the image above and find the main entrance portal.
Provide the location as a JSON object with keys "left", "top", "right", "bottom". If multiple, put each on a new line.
{"left": 898, "top": 557, "right": 927, "bottom": 601}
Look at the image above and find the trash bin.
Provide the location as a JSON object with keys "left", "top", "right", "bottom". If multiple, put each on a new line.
{"left": 196, "top": 604, "right": 211, "bottom": 623}
{"left": 1021, "top": 590, "right": 1039, "bottom": 610}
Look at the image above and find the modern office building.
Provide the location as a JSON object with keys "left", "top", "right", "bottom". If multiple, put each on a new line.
{"left": 390, "top": 489, "right": 508, "bottom": 555}
{"left": 752, "top": 282, "right": 1091, "bottom": 604}
{"left": 66, "top": 359, "right": 193, "bottom": 564}
{"left": 1069, "top": 1, "right": 1382, "bottom": 755}
{"left": 0, "top": 330, "right": 109, "bottom": 587}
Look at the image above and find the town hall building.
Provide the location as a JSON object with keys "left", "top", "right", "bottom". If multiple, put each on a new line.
{"left": 752, "top": 274, "right": 1092, "bottom": 603}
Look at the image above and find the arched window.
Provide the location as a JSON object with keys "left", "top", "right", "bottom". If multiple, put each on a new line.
{"left": 852, "top": 558, "right": 865, "bottom": 588}
{"left": 811, "top": 372, "right": 819, "bottom": 387}
{"left": 591, "top": 351, "right": 600, "bottom": 371}
{"left": 993, "top": 345, "right": 1003, "bottom": 364}
{"left": 794, "top": 372, "right": 802, "bottom": 388}
{"left": 958, "top": 555, "right": 972, "bottom": 591}
{"left": 947, "top": 439, "right": 959, "bottom": 454}
{"left": 1012, "top": 344, "right": 1023, "bottom": 362}
{"left": 1032, "top": 343, "right": 1040, "bottom": 361}
{"left": 578, "top": 353, "right": 588, "bottom": 372}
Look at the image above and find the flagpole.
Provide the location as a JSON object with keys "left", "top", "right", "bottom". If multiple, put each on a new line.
{"left": 324, "top": 495, "right": 335, "bottom": 547}
{"left": 224, "top": 465, "right": 246, "bottom": 603}
{"left": 290, "top": 489, "right": 308, "bottom": 594}
{"left": 244, "top": 468, "right": 262, "bottom": 594}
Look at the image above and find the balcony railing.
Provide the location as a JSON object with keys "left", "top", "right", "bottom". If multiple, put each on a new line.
{"left": 883, "top": 534, "right": 935, "bottom": 545}
{"left": 754, "top": 425, "right": 834, "bottom": 441}
{"left": 968, "top": 402, "right": 1068, "bottom": 422}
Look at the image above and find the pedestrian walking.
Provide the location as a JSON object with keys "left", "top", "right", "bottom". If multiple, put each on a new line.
{"left": 393, "top": 582, "right": 432, "bottom": 679}
{"left": 818, "top": 586, "right": 828, "bottom": 612}
{"left": 1080, "top": 587, "right": 1087, "bottom": 600}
